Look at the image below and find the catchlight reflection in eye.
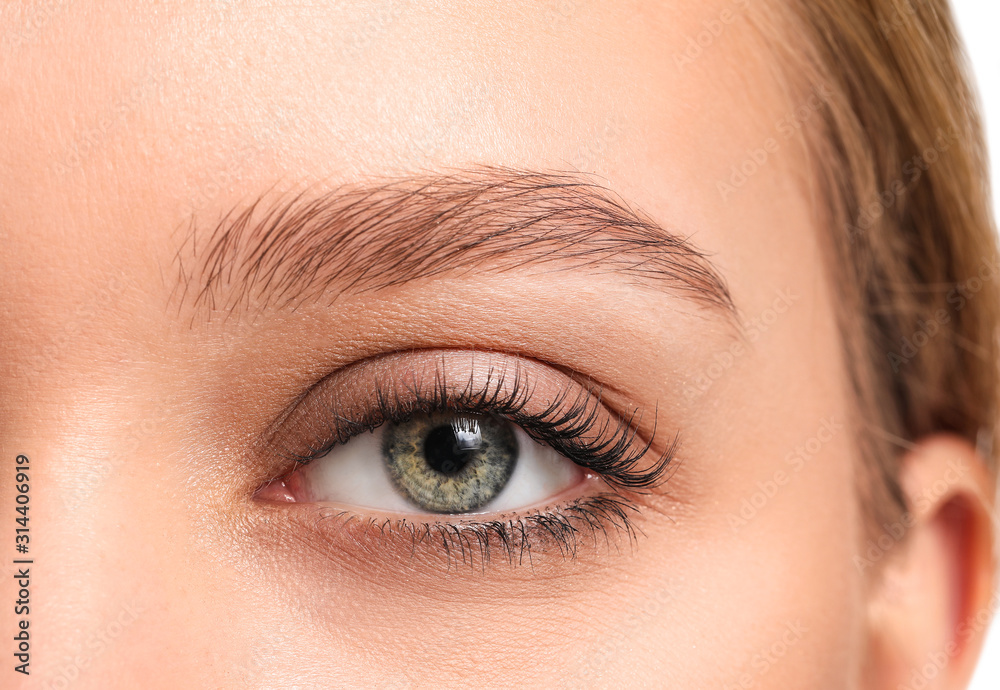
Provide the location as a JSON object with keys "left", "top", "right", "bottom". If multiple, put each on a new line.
{"left": 271, "top": 412, "right": 586, "bottom": 515}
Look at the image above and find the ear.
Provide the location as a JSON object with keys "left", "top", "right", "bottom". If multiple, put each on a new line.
{"left": 863, "top": 434, "right": 997, "bottom": 690}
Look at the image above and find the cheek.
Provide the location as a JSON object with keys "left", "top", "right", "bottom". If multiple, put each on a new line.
{"left": 711, "top": 472, "right": 864, "bottom": 688}
{"left": 584, "top": 443, "right": 864, "bottom": 688}
{"left": 693, "top": 428, "right": 864, "bottom": 685}
{"left": 622, "top": 299, "right": 866, "bottom": 683}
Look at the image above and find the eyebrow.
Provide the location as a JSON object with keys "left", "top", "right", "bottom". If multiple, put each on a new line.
{"left": 173, "top": 167, "right": 734, "bottom": 321}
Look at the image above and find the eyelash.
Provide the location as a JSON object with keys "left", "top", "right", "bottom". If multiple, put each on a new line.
{"left": 302, "top": 494, "right": 641, "bottom": 569}
{"left": 267, "top": 359, "right": 679, "bottom": 567}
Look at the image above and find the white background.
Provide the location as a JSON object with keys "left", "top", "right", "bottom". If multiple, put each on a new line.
{"left": 953, "top": 2, "right": 999, "bottom": 688}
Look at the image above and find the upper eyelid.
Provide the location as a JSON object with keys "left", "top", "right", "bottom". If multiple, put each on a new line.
{"left": 260, "top": 349, "right": 574, "bottom": 457}
{"left": 259, "top": 348, "right": 675, "bottom": 486}
{"left": 258, "top": 348, "right": 611, "bottom": 451}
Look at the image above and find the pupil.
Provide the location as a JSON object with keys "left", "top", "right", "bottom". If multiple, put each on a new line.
{"left": 423, "top": 424, "right": 479, "bottom": 476}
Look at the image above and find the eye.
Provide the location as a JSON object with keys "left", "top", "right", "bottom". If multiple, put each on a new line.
{"left": 260, "top": 411, "right": 585, "bottom": 514}
{"left": 254, "top": 350, "right": 678, "bottom": 565}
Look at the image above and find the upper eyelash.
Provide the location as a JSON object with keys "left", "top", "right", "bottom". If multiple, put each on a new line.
{"left": 282, "top": 360, "right": 679, "bottom": 494}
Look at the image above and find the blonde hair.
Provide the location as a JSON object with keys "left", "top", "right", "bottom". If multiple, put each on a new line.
{"left": 773, "top": 0, "right": 999, "bottom": 521}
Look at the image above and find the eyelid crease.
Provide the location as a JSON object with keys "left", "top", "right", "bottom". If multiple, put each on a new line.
{"left": 261, "top": 349, "right": 680, "bottom": 495}
{"left": 258, "top": 346, "right": 638, "bottom": 449}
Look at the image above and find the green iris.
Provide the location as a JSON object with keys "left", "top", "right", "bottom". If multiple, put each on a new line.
{"left": 382, "top": 412, "right": 518, "bottom": 513}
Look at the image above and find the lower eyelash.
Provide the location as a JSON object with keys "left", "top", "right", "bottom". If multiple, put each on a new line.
{"left": 303, "top": 493, "right": 641, "bottom": 570}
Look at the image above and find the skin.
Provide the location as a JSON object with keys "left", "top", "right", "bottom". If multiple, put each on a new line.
{"left": 0, "top": 1, "right": 995, "bottom": 688}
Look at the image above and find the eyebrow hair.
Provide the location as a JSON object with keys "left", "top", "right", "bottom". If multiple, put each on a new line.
{"left": 173, "top": 167, "right": 734, "bottom": 321}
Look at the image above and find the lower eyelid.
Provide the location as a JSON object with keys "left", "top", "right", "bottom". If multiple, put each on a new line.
{"left": 255, "top": 491, "right": 643, "bottom": 571}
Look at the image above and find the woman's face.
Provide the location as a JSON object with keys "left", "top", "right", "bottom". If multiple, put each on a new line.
{"left": 4, "top": 1, "right": 978, "bottom": 688}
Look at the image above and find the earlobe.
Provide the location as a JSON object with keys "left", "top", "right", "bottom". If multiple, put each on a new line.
{"left": 863, "top": 434, "right": 997, "bottom": 690}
